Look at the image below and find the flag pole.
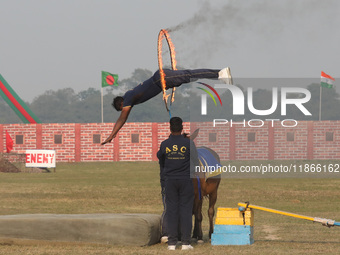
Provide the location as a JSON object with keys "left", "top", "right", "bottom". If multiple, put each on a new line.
{"left": 101, "top": 87, "right": 104, "bottom": 123}
{"left": 319, "top": 86, "right": 322, "bottom": 121}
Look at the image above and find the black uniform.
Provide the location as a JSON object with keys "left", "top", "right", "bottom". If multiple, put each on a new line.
{"left": 157, "top": 134, "right": 199, "bottom": 246}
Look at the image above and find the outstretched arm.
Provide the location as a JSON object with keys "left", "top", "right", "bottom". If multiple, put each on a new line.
{"left": 101, "top": 107, "right": 132, "bottom": 145}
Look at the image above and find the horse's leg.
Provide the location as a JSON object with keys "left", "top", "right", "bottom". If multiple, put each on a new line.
{"left": 194, "top": 178, "right": 205, "bottom": 243}
{"left": 192, "top": 195, "right": 199, "bottom": 239}
{"left": 192, "top": 196, "right": 203, "bottom": 241}
{"left": 192, "top": 177, "right": 200, "bottom": 240}
{"left": 195, "top": 198, "right": 203, "bottom": 242}
{"left": 208, "top": 188, "right": 218, "bottom": 240}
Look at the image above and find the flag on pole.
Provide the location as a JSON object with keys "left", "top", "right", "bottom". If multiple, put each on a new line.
{"left": 321, "top": 71, "right": 335, "bottom": 88}
{"left": 102, "top": 71, "right": 118, "bottom": 87}
{"left": 6, "top": 130, "right": 13, "bottom": 153}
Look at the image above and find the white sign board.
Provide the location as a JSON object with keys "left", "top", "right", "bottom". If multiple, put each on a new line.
{"left": 26, "top": 150, "right": 56, "bottom": 168}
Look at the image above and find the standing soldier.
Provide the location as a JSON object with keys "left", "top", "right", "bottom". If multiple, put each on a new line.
{"left": 157, "top": 117, "right": 199, "bottom": 251}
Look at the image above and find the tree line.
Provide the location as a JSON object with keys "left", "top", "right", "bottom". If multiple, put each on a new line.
{"left": 1, "top": 68, "right": 339, "bottom": 123}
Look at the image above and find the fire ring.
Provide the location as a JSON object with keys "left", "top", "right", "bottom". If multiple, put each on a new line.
{"left": 157, "top": 29, "right": 177, "bottom": 112}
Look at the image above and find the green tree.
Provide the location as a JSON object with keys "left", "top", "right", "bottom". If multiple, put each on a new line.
{"left": 2, "top": 69, "right": 339, "bottom": 124}
{"left": 0, "top": 98, "right": 22, "bottom": 123}
{"left": 304, "top": 83, "right": 340, "bottom": 120}
{"left": 30, "top": 88, "right": 78, "bottom": 123}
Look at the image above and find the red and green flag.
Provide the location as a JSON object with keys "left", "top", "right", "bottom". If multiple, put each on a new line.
{"left": 0, "top": 74, "right": 41, "bottom": 124}
{"left": 321, "top": 71, "right": 335, "bottom": 88}
{"left": 102, "top": 71, "right": 118, "bottom": 87}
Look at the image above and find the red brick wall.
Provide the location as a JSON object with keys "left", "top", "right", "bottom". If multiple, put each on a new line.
{"left": 274, "top": 121, "right": 308, "bottom": 160}
{"left": 191, "top": 122, "right": 230, "bottom": 161}
{"left": 80, "top": 123, "right": 114, "bottom": 162}
{"left": 118, "top": 122, "right": 153, "bottom": 161}
{"left": 41, "top": 123, "right": 76, "bottom": 162}
{"left": 313, "top": 121, "right": 340, "bottom": 159}
{"left": 1, "top": 121, "right": 339, "bottom": 162}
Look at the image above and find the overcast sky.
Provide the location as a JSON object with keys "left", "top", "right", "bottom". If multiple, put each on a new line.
{"left": 1, "top": 0, "right": 339, "bottom": 102}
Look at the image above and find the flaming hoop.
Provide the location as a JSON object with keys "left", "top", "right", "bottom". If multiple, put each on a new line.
{"left": 157, "top": 29, "right": 177, "bottom": 112}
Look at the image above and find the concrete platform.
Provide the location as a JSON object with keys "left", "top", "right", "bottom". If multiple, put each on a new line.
{"left": 0, "top": 213, "right": 161, "bottom": 246}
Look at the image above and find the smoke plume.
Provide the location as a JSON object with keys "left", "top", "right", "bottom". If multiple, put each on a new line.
{"left": 164, "top": 0, "right": 339, "bottom": 69}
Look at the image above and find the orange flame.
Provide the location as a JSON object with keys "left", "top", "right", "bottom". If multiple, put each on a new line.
{"left": 157, "top": 29, "right": 177, "bottom": 105}
{"left": 157, "top": 31, "right": 167, "bottom": 99}
{"left": 164, "top": 30, "right": 177, "bottom": 70}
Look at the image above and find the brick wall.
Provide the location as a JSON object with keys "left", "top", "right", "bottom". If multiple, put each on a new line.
{"left": 274, "top": 121, "right": 309, "bottom": 160}
{"left": 1, "top": 121, "right": 339, "bottom": 162}
{"left": 313, "top": 121, "right": 340, "bottom": 159}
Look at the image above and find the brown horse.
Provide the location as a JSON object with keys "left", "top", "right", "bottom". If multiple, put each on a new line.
{"left": 189, "top": 130, "right": 221, "bottom": 242}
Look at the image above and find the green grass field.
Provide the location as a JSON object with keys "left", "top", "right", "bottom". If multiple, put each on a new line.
{"left": 0, "top": 161, "right": 340, "bottom": 254}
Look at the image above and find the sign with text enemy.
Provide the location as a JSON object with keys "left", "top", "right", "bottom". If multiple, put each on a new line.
{"left": 25, "top": 150, "right": 56, "bottom": 168}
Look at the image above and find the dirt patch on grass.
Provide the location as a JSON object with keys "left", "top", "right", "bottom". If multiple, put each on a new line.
{"left": 262, "top": 225, "right": 280, "bottom": 240}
